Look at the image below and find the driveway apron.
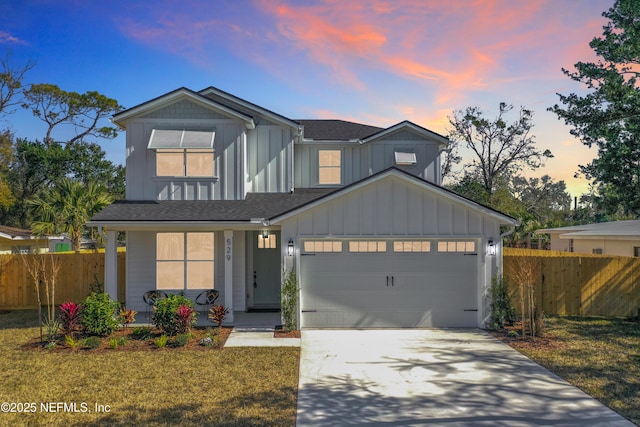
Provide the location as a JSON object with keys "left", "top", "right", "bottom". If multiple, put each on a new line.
{"left": 296, "top": 329, "right": 634, "bottom": 427}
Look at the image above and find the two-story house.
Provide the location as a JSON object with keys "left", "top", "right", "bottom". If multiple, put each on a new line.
{"left": 89, "top": 86, "right": 518, "bottom": 328}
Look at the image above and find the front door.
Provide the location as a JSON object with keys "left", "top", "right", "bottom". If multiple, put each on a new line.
{"left": 251, "top": 231, "right": 281, "bottom": 307}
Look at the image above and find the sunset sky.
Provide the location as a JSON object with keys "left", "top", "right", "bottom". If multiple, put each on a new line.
{"left": 0, "top": 0, "right": 614, "bottom": 197}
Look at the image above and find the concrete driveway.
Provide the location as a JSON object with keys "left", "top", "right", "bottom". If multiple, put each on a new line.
{"left": 297, "top": 329, "right": 634, "bottom": 426}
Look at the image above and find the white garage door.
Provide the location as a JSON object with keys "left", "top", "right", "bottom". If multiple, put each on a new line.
{"left": 300, "top": 239, "right": 479, "bottom": 328}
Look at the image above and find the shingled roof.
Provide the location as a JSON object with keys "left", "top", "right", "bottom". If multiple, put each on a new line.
{"left": 89, "top": 189, "right": 334, "bottom": 223}
{"left": 296, "top": 119, "right": 383, "bottom": 141}
{"left": 0, "top": 225, "right": 34, "bottom": 239}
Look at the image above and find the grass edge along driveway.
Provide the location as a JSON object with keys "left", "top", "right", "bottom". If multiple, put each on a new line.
{"left": 505, "top": 316, "right": 640, "bottom": 426}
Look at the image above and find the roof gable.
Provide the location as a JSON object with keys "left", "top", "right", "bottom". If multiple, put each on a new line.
{"left": 269, "top": 167, "right": 518, "bottom": 226}
{"left": 361, "top": 121, "right": 450, "bottom": 148}
{"left": 198, "top": 86, "right": 300, "bottom": 129}
{"left": 112, "top": 88, "right": 255, "bottom": 129}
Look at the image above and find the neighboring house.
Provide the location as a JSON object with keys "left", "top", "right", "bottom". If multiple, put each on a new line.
{"left": 88, "top": 86, "right": 518, "bottom": 328}
{"left": 537, "top": 220, "right": 640, "bottom": 257}
{"left": 0, "top": 225, "right": 65, "bottom": 254}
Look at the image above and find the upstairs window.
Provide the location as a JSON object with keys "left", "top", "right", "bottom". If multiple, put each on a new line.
{"left": 318, "top": 149, "right": 341, "bottom": 185}
{"left": 149, "top": 129, "right": 215, "bottom": 177}
{"left": 395, "top": 151, "right": 417, "bottom": 166}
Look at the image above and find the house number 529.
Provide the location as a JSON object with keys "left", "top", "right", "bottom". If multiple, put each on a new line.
{"left": 225, "top": 238, "right": 232, "bottom": 261}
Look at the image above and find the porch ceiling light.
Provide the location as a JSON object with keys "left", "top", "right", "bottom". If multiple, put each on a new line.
{"left": 262, "top": 230, "right": 269, "bottom": 239}
{"left": 287, "top": 239, "right": 294, "bottom": 256}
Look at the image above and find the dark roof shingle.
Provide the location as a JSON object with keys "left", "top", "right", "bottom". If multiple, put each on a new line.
{"left": 89, "top": 189, "right": 334, "bottom": 223}
{"left": 296, "top": 119, "right": 383, "bottom": 141}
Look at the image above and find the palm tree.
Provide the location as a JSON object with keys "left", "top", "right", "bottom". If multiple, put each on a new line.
{"left": 28, "top": 178, "right": 112, "bottom": 251}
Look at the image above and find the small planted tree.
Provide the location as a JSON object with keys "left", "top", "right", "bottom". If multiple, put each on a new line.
{"left": 21, "top": 252, "right": 61, "bottom": 342}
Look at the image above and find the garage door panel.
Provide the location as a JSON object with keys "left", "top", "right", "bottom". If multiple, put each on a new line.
{"left": 300, "top": 241, "right": 479, "bottom": 328}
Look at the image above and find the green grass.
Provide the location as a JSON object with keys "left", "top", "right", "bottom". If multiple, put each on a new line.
{"left": 0, "top": 310, "right": 299, "bottom": 426}
{"left": 514, "top": 316, "right": 640, "bottom": 425}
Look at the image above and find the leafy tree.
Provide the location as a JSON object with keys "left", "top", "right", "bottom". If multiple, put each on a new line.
{"left": 0, "top": 130, "right": 15, "bottom": 217}
{"left": 511, "top": 175, "right": 572, "bottom": 225}
{"left": 447, "top": 102, "right": 553, "bottom": 196}
{"left": 550, "top": 0, "right": 640, "bottom": 217}
{"left": 22, "top": 83, "right": 121, "bottom": 146}
{"left": 7, "top": 139, "right": 68, "bottom": 228}
{"left": 27, "top": 178, "right": 112, "bottom": 251}
{"left": 0, "top": 52, "right": 35, "bottom": 116}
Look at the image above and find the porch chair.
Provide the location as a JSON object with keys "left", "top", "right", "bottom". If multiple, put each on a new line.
{"left": 195, "top": 289, "right": 220, "bottom": 319}
{"left": 143, "top": 290, "right": 167, "bottom": 322}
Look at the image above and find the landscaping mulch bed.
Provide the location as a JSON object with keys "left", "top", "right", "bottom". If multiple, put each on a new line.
{"left": 20, "top": 326, "right": 232, "bottom": 352}
{"left": 488, "top": 321, "right": 568, "bottom": 352}
{"left": 274, "top": 327, "right": 301, "bottom": 338}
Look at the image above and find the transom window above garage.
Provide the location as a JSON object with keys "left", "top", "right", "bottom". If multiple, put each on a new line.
{"left": 437, "top": 241, "right": 476, "bottom": 253}
{"left": 393, "top": 241, "right": 431, "bottom": 252}
{"left": 348, "top": 241, "right": 387, "bottom": 252}
{"left": 303, "top": 241, "right": 343, "bottom": 252}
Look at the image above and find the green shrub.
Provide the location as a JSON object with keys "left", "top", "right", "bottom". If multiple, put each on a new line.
{"left": 153, "top": 335, "right": 168, "bottom": 348}
{"left": 132, "top": 326, "right": 152, "bottom": 340}
{"left": 281, "top": 268, "right": 299, "bottom": 332}
{"left": 174, "top": 333, "right": 190, "bottom": 347}
{"left": 152, "top": 294, "right": 196, "bottom": 336}
{"left": 81, "top": 292, "right": 120, "bottom": 337}
{"left": 108, "top": 336, "right": 128, "bottom": 349}
{"left": 83, "top": 336, "right": 102, "bottom": 349}
{"left": 64, "top": 335, "right": 79, "bottom": 349}
{"left": 490, "top": 276, "right": 516, "bottom": 330}
{"left": 44, "top": 341, "right": 57, "bottom": 350}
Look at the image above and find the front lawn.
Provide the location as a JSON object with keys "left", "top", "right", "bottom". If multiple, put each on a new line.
{"left": 0, "top": 310, "right": 299, "bottom": 426}
{"left": 500, "top": 316, "right": 640, "bottom": 425}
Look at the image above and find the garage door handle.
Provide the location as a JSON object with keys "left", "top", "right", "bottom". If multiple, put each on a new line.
{"left": 386, "top": 276, "right": 389, "bottom": 286}
{"left": 464, "top": 309, "right": 478, "bottom": 312}
{"left": 392, "top": 276, "right": 394, "bottom": 286}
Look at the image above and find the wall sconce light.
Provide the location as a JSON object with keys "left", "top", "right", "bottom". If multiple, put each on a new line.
{"left": 488, "top": 239, "right": 496, "bottom": 256}
{"left": 262, "top": 230, "right": 269, "bottom": 239}
{"left": 287, "top": 239, "right": 294, "bottom": 256}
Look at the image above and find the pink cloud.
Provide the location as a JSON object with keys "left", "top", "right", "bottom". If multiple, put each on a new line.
{"left": 0, "top": 31, "right": 28, "bottom": 45}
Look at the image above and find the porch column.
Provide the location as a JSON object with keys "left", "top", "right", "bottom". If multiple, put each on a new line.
{"left": 104, "top": 230, "right": 118, "bottom": 301}
{"left": 224, "top": 230, "right": 234, "bottom": 323}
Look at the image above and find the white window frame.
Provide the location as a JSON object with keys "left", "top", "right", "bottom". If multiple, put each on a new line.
{"left": 156, "top": 148, "right": 215, "bottom": 177}
{"left": 257, "top": 233, "right": 277, "bottom": 249}
{"left": 437, "top": 240, "right": 476, "bottom": 253}
{"left": 156, "top": 232, "right": 215, "bottom": 290}
{"left": 318, "top": 149, "right": 342, "bottom": 185}
{"left": 348, "top": 241, "right": 387, "bottom": 253}
{"left": 303, "top": 241, "right": 343, "bottom": 253}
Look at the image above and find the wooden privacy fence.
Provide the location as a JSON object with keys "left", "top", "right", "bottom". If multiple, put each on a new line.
{"left": 0, "top": 252, "right": 126, "bottom": 310}
{"left": 1, "top": 249, "right": 639, "bottom": 317}
{"left": 504, "top": 248, "right": 640, "bottom": 317}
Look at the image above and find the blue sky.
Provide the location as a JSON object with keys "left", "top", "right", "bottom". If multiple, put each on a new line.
{"left": 0, "top": 0, "right": 614, "bottom": 197}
